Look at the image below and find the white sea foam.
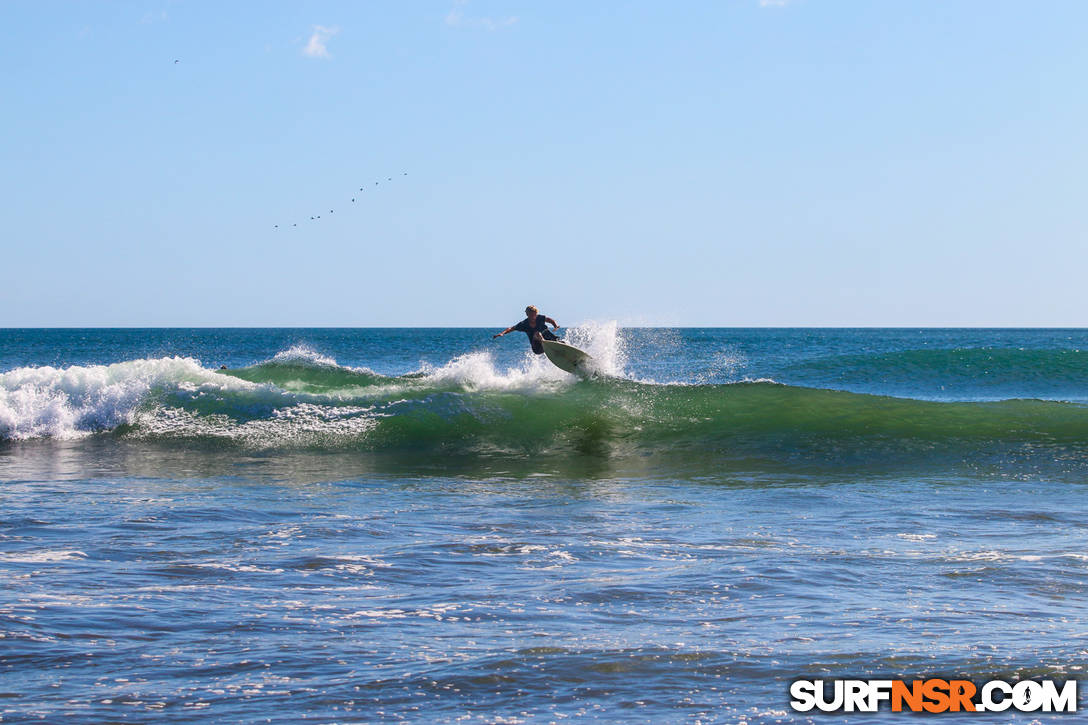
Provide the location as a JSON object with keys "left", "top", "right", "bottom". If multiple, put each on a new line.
{"left": 0, "top": 357, "right": 256, "bottom": 440}
{"left": 268, "top": 345, "right": 342, "bottom": 368}
{"left": 419, "top": 350, "right": 567, "bottom": 392}
{"left": 264, "top": 345, "right": 380, "bottom": 378}
{"left": 0, "top": 549, "right": 88, "bottom": 563}
{"left": 0, "top": 350, "right": 392, "bottom": 441}
{"left": 0, "top": 325, "right": 630, "bottom": 440}
{"left": 418, "top": 320, "right": 629, "bottom": 391}
{"left": 131, "top": 403, "right": 380, "bottom": 445}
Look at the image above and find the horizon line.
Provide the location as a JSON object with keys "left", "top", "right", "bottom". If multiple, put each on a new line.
{"left": 2, "top": 325, "right": 1086, "bottom": 330}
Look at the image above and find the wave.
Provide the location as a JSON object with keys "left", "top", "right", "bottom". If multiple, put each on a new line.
{"left": 227, "top": 345, "right": 386, "bottom": 392}
{"left": 0, "top": 356, "right": 231, "bottom": 440}
{"left": 2, "top": 342, "right": 1087, "bottom": 474}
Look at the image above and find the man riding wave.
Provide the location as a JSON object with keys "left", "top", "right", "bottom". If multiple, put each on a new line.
{"left": 493, "top": 306, "right": 560, "bottom": 355}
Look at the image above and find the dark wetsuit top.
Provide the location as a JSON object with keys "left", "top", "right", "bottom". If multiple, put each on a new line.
{"left": 513, "top": 315, "right": 559, "bottom": 354}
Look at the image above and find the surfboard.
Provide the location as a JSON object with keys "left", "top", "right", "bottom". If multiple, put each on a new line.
{"left": 541, "top": 340, "right": 596, "bottom": 377}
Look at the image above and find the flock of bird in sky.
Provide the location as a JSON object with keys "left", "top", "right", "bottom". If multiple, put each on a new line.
{"left": 169, "top": 62, "right": 411, "bottom": 232}
{"left": 272, "top": 172, "right": 409, "bottom": 229}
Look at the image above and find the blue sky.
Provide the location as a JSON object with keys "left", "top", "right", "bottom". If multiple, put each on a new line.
{"left": 1, "top": 1, "right": 1085, "bottom": 326}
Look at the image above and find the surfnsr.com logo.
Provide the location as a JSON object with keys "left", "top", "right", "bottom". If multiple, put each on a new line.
{"left": 789, "top": 679, "right": 1077, "bottom": 713}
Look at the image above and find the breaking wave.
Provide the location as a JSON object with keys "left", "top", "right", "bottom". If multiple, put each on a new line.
{"left": 1, "top": 335, "right": 1086, "bottom": 476}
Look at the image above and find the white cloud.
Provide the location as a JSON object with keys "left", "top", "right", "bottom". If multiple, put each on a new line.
{"left": 303, "top": 25, "right": 339, "bottom": 59}
{"left": 445, "top": 1, "right": 517, "bottom": 31}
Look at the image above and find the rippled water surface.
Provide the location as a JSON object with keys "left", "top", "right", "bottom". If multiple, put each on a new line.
{"left": 2, "top": 328, "right": 1086, "bottom": 722}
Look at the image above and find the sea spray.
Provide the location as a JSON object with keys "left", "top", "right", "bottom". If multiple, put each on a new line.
{"left": 2, "top": 330, "right": 1087, "bottom": 479}
{"left": 268, "top": 345, "right": 344, "bottom": 369}
{"left": 564, "top": 320, "right": 627, "bottom": 377}
{"left": 8, "top": 330, "right": 1088, "bottom": 724}
{"left": 0, "top": 357, "right": 252, "bottom": 440}
{"left": 419, "top": 351, "right": 568, "bottom": 392}
{"left": 417, "top": 320, "right": 630, "bottom": 390}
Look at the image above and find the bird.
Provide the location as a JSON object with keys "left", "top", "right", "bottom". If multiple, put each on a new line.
{"left": 272, "top": 170, "right": 410, "bottom": 227}
{"left": 174, "top": 59, "right": 179, "bottom": 64}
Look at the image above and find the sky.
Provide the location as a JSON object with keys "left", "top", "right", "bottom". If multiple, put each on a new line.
{"left": 1, "top": 1, "right": 1086, "bottom": 327}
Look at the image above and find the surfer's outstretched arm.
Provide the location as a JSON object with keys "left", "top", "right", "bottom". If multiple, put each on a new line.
{"left": 545, "top": 317, "right": 559, "bottom": 330}
{"left": 493, "top": 326, "right": 516, "bottom": 339}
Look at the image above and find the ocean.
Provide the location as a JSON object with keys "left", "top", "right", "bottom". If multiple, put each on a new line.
{"left": 1, "top": 326, "right": 1086, "bottom": 723}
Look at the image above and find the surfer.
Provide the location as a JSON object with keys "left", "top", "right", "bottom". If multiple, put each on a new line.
{"left": 493, "top": 306, "right": 560, "bottom": 355}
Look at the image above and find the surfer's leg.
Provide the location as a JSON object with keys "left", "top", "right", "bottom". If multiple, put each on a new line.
{"left": 530, "top": 332, "right": 545, "bottom": 354}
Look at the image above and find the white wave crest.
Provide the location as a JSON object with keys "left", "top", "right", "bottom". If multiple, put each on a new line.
{"left": 419, "top": 320, "right": 628, "bottom": 390}
{"left": 0, "top": 325, "right": 631, "bottom": 439}
{"left": 267, "top": 345, "right": 341, "bottom": 368}
{"left": 0, "top": 357, "right": 256, "bottom": 440}
{"left": 420, "top": 350, "right": 567, "bottom": 391}
{"left": 263, "top": 345, "right": 379, "bottom": 378}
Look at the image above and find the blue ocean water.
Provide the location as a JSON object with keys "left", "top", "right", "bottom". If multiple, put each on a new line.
{"left": 1, "top": 327, "right": 1087, "bottom": 723}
